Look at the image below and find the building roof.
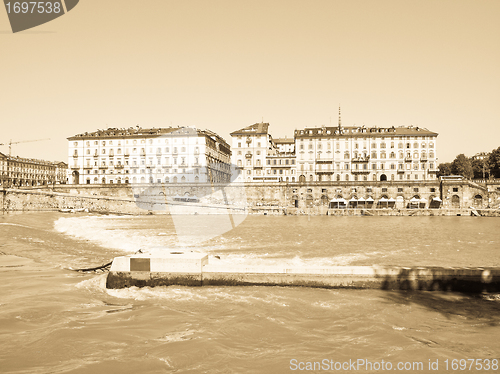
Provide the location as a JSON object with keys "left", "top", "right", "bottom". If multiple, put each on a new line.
{"left": 294, "top": 125, "right": 438, "bottom": 138}
{"left": 230, "top": 123, "right": 269, "bottom": 136}
{"left": 0, "top": 152, "right": 62, "bottom": 166}
{"left": 68, "top": 126, "right": 184, "bottom": 140}
{"left": 68, "top": 126, "right": 230, "bottom": 148}
{"left": 274, "top": 137, "right": 294, "bottom": 144}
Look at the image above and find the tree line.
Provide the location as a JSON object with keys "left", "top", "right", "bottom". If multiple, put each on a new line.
{"left": 437, "top": 146, "right": 500, "bottom": 179}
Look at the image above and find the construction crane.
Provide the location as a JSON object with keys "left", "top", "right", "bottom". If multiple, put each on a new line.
{"left": 0, "top": 138, "right": 50, "bottom": 157}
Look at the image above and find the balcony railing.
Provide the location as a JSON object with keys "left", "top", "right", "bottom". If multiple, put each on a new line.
{"left": 351, "top": 156, "right": 370, "bottom": 163}
{"left": 351, "top": 169, "right": 370, "bottom": 174}
{"left": 404, "top": 157, "right": 413, "bottom": 162}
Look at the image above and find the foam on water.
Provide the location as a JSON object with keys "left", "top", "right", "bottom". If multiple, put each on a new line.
{"left": 54, "top": 216, "right": 179, "bottom": 253}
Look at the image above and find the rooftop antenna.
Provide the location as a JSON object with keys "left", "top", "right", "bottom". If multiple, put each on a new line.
{"left": 338, "top": 105, "right": 342, "bottom": 133}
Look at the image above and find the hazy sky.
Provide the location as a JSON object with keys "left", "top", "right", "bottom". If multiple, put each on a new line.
{"left": 1, "top": 0, "right": 499, "bottom": 163}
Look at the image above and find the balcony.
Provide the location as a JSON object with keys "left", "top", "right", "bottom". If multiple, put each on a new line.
{"left": 72, "top": 154, "right": 78, "bottom": 158}
{"left": 404, "top": 157, "right": 413, "bottom": 162}
{"left": 124, "top": 153, "right": 130, "bottom": 157}
{"left": 351, "top": 156, "right": 370, "bottom": 163}
{"left": 351, "top": 169, "right": 370, "bottom": 174}
{"left": 93, "top": 154, "right": 98, "bottom": 158}
{"left": 245, "top": 153, "right": 252, "bottom": 158}
{"left": 397, "top": 169, "right": 405, "bottom": 174}
{"left": 115, "top": 165, "right": 124, "bottom": 169}
{"left": 420, "top": 157, "right": 427, "bottom": 162}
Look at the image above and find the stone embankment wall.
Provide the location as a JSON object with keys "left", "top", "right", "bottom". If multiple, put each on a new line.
{"left": 1, "top": 179, "right": 499, "bottom": 215}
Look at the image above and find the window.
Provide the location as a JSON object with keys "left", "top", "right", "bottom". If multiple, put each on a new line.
{"left": 398, "top": 188, "right": 403, "bottom": 192}
{"left": 453, "top": 187, "right": 459, "bottom": 192}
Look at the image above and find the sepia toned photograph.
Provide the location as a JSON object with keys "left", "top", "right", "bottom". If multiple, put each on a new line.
{"left": 1, "top": 1, "right": 500, "bottom": 373}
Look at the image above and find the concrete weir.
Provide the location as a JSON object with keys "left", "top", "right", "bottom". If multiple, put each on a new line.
{"left": 106, "top": 252, "right": 500, "bottom": 293}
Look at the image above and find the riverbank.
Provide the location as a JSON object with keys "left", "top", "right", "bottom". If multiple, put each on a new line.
{"left": 2, "top": 187, "right": 500, "bottom": 217}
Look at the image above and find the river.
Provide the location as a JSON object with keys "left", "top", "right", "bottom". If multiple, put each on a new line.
{"left": 1, "top": 212, "right": 499, "bottom": 373}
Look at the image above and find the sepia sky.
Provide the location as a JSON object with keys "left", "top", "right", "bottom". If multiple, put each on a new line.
{"left": 0, "top": 0, "right": 499, "bottom": 163}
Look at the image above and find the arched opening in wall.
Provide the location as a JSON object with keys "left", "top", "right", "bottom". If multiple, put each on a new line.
{"left": 305, "top": 194, "right": 314, "bottom": 207}
{"left": 173, "top": 176, "right": 178, "bottom": 183}
{"left": 318, "top": 175, "right": 322, "bottom": 182}
{"left": 149, "top": 177, "right": 154, "bottom": 183}
{"left": 125, "top": 178, "right": 129, "bottom": 184}
{"left": 86, "top": 178, "right": 90, "bottom": 184}
{"left": 373, "top": 174, "right": 377, "bottom": 181}
{"left": 473, "top": 194, "right": 483, "bottom": 208}
{"left": 72, "top": 171, "right": 79, "bottom": 184}
{"left": 345, "top": 174, "right": 349, "bottom": 181}
{"left": 396, "top": 195, "right": 405, "bottom": 209}
{"left": 292, "top": 177, "right": 295, "bottom": 182}
{"left": 291, "top": 194, "right": 299, "bottom": 208}
{"left": 380, "top": 174, "right": 387, "bottom": 181}
{"left": 321, "top": 195, "right": 329, "bottom": 205}
{"left": 377, "top": 195, "right": 389, "bottom": 208}
{"left": 195, "top": 176, "right": 199, "bottom": 183}
{"left": 165, "top": 177, "right": 169, "bottom": 183}
{"left": 336, "top": 174, "right": 340, "bottom": 181}
{"left": 140, "top": 177, "right": 145, "bottom": 183}
{"left": 451, "top": 195, "right": 460, "bottom": 208}
{"left": 132, "top": 177, "right": 137, "bottom": 183}
{"left": 117, "top": 177, "right": 121, "bottom": 184}
{"left": 391, "top": 174, "right": 395, "bottom": 181}
{"left": 309, "top": 175, "right": 314, "bottom": 182}
{"left": 101, "top": 177, "right": 106, "bottom": 184}
{"left": 299, "top": 175, "right": 306, "bottom": 183}
{"left": 93, "top": 177, "right": 98, "bottom": 184}
{"left": 408, "top": 195, "right": 420, "bottom": 209}
{"left": 181, "top": 176, "right": 186, "bottom": 183}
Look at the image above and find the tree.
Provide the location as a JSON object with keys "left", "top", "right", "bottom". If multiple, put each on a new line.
{"left": 437, "top": 162, "right": 452, "bottom": 178}
{"left": 471, "top": 156, "right": 489, "bottom": 179}
{"left": 489, "top": 147, "right": 500, "bottom": 179}
{"left": 451, "top": 154, "right": 473, "bottom": 179}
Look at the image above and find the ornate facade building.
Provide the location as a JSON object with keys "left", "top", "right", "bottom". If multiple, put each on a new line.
{"left": 231, "top": 119, "right": 438, "bottom": 183}
{"left": 67, "top": 126, "right": 231, "bottom": 185}
{"left": 230, "top": 123, "right": 297, "bottom": 182}
{"left": 0, "top": 152, "right": 67, "bottom": 187}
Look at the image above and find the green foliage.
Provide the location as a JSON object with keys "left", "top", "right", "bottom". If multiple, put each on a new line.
{"left": 471, "top": 157, "right": 489, "bottom": 179}
{"left": 451, "top": 154, "right": 473, "bottom": 179}
{"left": 489, "top": 147, "right": 500, "bottom": 178}
{"left": 437, "top": 162, "right": 452, "bottom": 178}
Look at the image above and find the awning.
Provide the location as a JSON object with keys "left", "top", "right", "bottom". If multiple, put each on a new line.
{"left": 419, "top": 198, "right": 428, "bottom": 203}
{"left": 410, "top": 197, "right": 420, "bottom": 203}
{"left": 330, "top": 198, "right": 338, "bottom": 203}
{"left": 379, "top": 197, "right": 388, "bottom": 202}
{"left": 388, "top": 198, "right": 396, "bottom": 202}
{"left": 366, "top": 197, "right": 374, "bottom": 202}
{"left": 338, "top": 198, "right": 347, "bottom": 204}
{"left": 357, "top": 197, "right": 365, "bottom": 203}
{"left": 432, "top": 197, "right": 442, "bottom": 202}
{"left": 349, "top": 197, "right": 357, "bottom": 202}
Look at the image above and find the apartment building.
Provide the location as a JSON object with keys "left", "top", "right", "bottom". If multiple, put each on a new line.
{"left": 67, "top": 126, "right": 231, "bottom": 185}
{"left": 231, "top": 121, "right": 438, "bottom": 183}
{"left": 0, "top": 152, "right": 67, "bottom": 187}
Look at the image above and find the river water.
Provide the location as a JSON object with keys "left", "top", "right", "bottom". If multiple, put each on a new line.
{"left": 1, "top": 212, "right": 499, "bottom": 373}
